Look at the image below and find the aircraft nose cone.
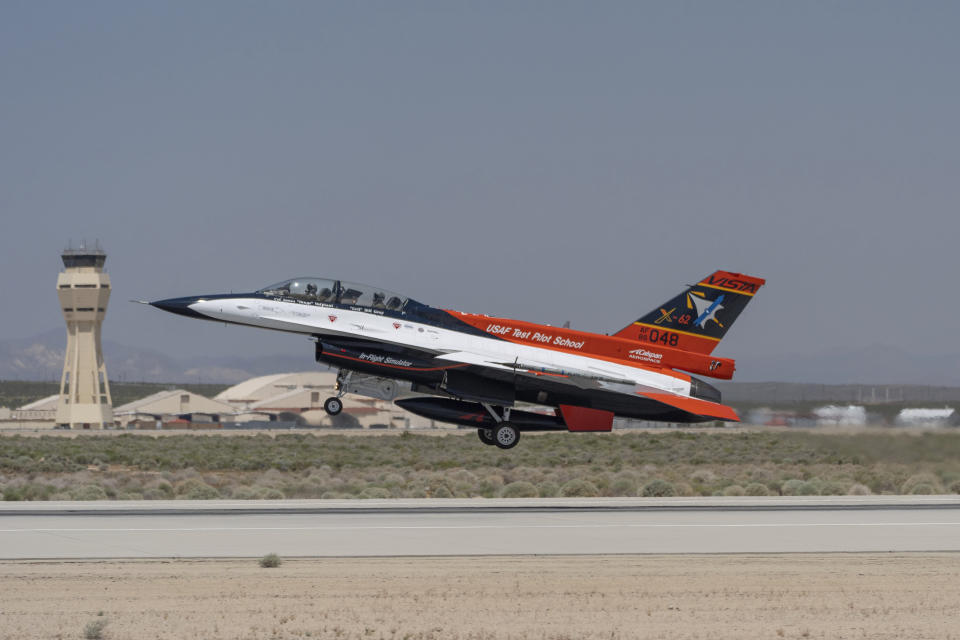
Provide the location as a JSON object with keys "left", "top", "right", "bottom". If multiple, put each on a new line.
{"left": 150, "top": 296, "right": 207, "bottom": 319}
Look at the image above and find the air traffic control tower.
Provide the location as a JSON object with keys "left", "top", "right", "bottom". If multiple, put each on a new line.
{"left": 55, "top": 244, "right": 113, "bottom": 428}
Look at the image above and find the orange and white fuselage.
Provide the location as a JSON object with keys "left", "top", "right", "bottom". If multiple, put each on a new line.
{"left": 149, "top": 270, "right": 765, "bottom": 446}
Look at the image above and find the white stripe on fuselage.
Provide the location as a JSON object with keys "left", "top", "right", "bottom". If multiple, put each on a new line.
{"left": 189, "top": 298, "right": 691, "bottom": 397}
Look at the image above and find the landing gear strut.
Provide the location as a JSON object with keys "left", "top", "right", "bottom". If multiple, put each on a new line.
{"left": 325, "top": 370, "right": 353, "bottom": 416}
{"left": 480, "top": 403, "right": 520, "bottom": 449}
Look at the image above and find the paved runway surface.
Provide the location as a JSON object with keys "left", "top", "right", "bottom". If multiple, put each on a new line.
{"left": 3, "top": 497, "right": 960, "bottom": 559}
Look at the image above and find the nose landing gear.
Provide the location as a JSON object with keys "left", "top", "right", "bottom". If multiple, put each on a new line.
{"left": 323, "top": 397, "right": 343, "bottom": 416}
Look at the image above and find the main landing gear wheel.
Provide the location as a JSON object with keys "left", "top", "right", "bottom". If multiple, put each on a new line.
{"left": 478, "top": 428, "right": 496, "bottom": 446}
{"left": 324, "top": 397, "right": 343, "bottom": 416}
{"left": 494, "top": 423, "right": 520, "bottom": 450}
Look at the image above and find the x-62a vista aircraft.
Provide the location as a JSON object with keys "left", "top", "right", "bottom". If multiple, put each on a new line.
{"left": 149, "top": 270, "right": 764, "bottom": 449}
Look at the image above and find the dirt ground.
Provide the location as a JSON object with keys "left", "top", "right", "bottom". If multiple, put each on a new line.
{"left": 1, "top": 554, "right": 959, "bottom": 640}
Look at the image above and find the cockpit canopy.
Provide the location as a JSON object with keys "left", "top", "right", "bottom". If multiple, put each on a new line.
{"left": 257, "top": 278, "right": 412, "bottom": 311}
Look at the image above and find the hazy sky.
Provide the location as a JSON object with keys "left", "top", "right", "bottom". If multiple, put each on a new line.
{"left": 2, "top": 2, "right": 958, "bottom": 373}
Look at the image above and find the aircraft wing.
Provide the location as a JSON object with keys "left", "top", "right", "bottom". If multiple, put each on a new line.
{"left": 433, "top": 351, "right": 517, "bottom": 371}
{"left": 435, "top": 350, "right": 739, "bottom": 422}
{"left": 433, "top": 351, "right": 635, "bottom": 386}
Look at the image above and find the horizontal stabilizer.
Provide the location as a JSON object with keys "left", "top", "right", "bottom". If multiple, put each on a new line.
{"left": 636, "top": 392, "right": 740, "bottom": 422}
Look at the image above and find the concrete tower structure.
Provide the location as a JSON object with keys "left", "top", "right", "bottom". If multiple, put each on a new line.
{"left": 55, "top": 244, "right": 113, "bottom": 429}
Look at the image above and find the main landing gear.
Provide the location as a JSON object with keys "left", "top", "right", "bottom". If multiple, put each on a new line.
{"left": 478, "top": 404, "right": 520, "bottom": 450}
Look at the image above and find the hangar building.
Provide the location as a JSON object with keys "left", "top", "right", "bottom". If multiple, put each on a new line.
{"left": 114, "top": 389, "right": 235, "bottom": 427}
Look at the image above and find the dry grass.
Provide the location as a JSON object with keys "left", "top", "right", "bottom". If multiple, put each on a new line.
{"left": 4, "top": 430, "right": 960, "bottom": 500}
{"left": 1, "top": 554, "right": 959, "bottom": 639}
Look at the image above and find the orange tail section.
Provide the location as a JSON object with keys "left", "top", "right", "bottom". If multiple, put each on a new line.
{"left": 613, "top": 271, "right": 765, "bottom": 355}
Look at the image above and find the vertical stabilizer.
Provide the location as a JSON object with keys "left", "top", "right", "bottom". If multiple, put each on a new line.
{"left": 613, "top": 271, "right": 765, "bottom": 355}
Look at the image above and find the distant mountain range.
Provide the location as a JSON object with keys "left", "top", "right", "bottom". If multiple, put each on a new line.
{"left": 0, "top": 329, "right": 314, "bottom": 384}
{"left": 1, "top": 330, "right": 958, "bottom": 386}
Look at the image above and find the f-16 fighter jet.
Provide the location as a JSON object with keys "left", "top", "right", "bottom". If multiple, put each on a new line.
{"left": 149, "top": 270, "right": 764, "bottom": 449}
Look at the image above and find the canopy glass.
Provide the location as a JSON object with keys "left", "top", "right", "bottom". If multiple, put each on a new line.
{"left": 257, "top": 278, "right": 411, "bottom": 311}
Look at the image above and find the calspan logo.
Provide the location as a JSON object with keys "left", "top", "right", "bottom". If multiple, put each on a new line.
{"left": 686, "top": 291, "right": 725, "bottom": 328}
{"left": 628, "top": 348, "right": 663, "bottom": 363}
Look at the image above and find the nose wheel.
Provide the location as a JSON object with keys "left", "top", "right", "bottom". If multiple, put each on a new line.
{"left": 478, "top": 428, "right": 496, "bottom": 446}
{"left": 324, "top": 397, "right": 343, "bottom": 416}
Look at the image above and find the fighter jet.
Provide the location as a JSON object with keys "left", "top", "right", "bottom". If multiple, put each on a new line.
{"left": 149, "top": 270, "right": 764, "bottom": 449}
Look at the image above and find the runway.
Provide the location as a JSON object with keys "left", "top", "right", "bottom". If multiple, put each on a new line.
{"left": 3, "top": 497, "right": 960, "bottom": 559}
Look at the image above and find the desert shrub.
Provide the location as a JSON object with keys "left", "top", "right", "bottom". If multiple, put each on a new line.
{"left": 847, "top": 483, "right": 871, "bottom": 495}
{"left": 70, "top": 484, "right": 108, "bottom": 501}
{"left": 259, "top": 553, "right": 281, "bottom": 568}
{"left": 431, "top": 485, "right": 453, "bottom": 498}
{"left": 380, "top": 472, "right": 406, "bottom": 487}
{"left": 641, "top": 479, "right": 676, "bottom": 497}
{"left": 537, "top": 481, "right": 559, "bottom": 498}
{"left": 781, "top": 479, "right": 818, "bottom": 496}
{"left": 506, "top": 466, "right": 543, "bottom": 483}
{"left": 2, "top": 482, "right": 57, "bottom": 501}
{"left": 500, "top": 481, "right": 538, "bottom": 498}
{"left": 477, "top": 475, "right": 504, "bottom": 498}
{"left": 722, "top": 484, "right": 745, "bottom": 496}
{"left": 819, "top": 481, "right": 848, "bottom": 496}
{"left": 559, "top": 479, "right": 600, "bottom": 497}
{"left": 689, "top": 469, "right": 718, "bottom": 484}
{"left": 744, "top": 482, "right": 770, "bottom": 496}
{"left": 446, "top": 469, "right": 478, "bottom": 485}
{"left": 83, "top": 617, "right": 108, "bottom": 640}
{"left": 609, "top": 477, "right": 638, "bottom": 497}
{"left": 909, "top": 483, "right": 939, "bottom": 495}
{"left": 747, "top": 467, "right": 774, "bottom": 484}
{"left": 174, "top": 479, "right": 220, "bottom": 500}
{"left": 359, "top": 487, "right": 391, "bottom": 499}
{"left": 673, "top": 482, "right": 697, "bottom": 497}
{"left": 257, "top": 488, "right": 286, "bottom": 500}
{"left": 901, "top": 473, "right": 943, "bottom": 495}
{"left": 321, "top": 491, "right": 353, "bottom": 499}
{"left": 948, "top": 479, "right": 960, "bottom": 494}
{"left": 145, "top": 479, "right": 173, "bottom": 496}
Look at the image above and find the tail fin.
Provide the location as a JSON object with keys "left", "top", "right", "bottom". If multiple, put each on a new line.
{"left": 613, "top": 271, "right": 765, "bottom": 355}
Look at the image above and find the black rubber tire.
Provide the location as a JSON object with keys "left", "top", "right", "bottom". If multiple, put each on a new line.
{"left": 477, "top": 428, "right": 496, "bottom": 446}
{"left": 324, "top": 397, "right": 343, "bottom": 416}
{"left": 494, "top": 423, "right": 520, "bottom": 449}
